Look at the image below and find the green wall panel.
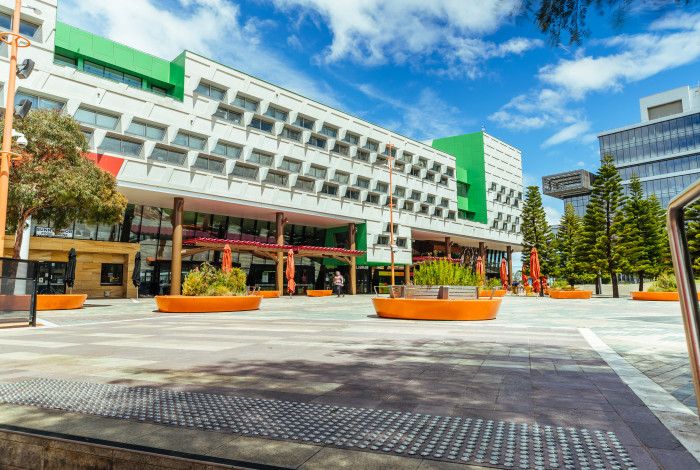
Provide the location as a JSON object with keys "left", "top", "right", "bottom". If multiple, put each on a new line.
{"left": 431, "top": 132, "right": 487, "bottom": 224}
{"left": 323, "top": 223, "right": 367, "bottom": 267}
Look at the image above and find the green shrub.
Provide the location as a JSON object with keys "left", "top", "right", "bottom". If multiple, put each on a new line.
{"left": 413, "top": 260, "right": 479, "bottom": 286}
{"left": 647, "top": 272, "right": 677, "bottom": 292}
{"left": 182, "top": 263, "right": 247, "bottom": 296}
{"left": 484, "top": 277, "right": 501, "bottom": 289}
{"left": 551, "top": 279, "right": 573, "bottom": 290}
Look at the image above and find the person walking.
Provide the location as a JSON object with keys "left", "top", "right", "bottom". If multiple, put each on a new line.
{"left": 333, "top": 271, "right": 345, "bottom": 297}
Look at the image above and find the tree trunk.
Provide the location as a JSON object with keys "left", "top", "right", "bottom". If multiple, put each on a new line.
{"left": 595, "top": 275, "right": 602, "bottom": 295}
{"left": 611, "top": 270, "right": 619, "bottom": 298}
{"left": 12, "top": 212, "right": 31, "bottom": 259}
{"left": 638, "top": 271, "right": 644, "bottom": 292}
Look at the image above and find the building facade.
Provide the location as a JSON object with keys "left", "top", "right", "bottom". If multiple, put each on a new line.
{"left": 544, "top": 85, "right": 700, "bottom": 215}
{"left": 0, "top": 1, "right": 523, "bottom": 297}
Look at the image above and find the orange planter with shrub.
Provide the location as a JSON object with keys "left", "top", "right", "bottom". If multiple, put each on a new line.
{"left": 549, "top": 289, "right": 593, "bottom": 299}
{"left": 372, "top": 297, "right": 501, "bottom": 321}
{"left": 155, "top": 295, "right": 261, "bottom": 313}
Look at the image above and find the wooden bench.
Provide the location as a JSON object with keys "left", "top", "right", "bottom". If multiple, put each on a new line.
{"left": 392, "top": 285, "right": 481, "bottom": 299}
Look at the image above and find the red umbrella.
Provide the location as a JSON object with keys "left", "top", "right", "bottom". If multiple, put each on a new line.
{"left": 285, "top": 249, "right": 296, "bottom": 296}
{"left": 530, "top": 247, "right": 541, "bottom": 294}
{"left": 499, "top": 258, "right": 508, "bottom": 290}
{"left": 222, "top": 244, "right": 232, "bottom": 273}
{"left": 475, "top": 256, "right": 485, "bottom": 285}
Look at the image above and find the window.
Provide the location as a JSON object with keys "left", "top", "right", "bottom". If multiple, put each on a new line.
{"left": 447, "top": 211, "right": 456, "bottom": 220}
{"left": 264, "top": 105, "right": 288, "bottom": 122}
{"left": 355, "top": 150, "right": 370, "bottom": 162}
{"left": 376, "top": 235, "right": 390, "bottom": 245}
{"left": 232, "top": 94, "right": 258, "bottom": 112}
{"left": 194, "top": 82, "right": 225, "bottom": 100}
{"left": 248, "top": 150, "right": 274, "bottom": 166}
{"left": 445, "top": 167, "right": 455, "bottom": 177}
{"left": 333, "top": 171, "right": 350, "bottom": 184}
{"left": 74, "top": 107, "right": 119, "bottom": 130}
{"left": 281, "top": 127, "right": 301, "bottom": 141}
{"left": 432, "top": 162, "right": 442, "bottom": 172}
{"left": 410, "top": 167, "right": 421, "bottom": 177}
{"left": 396, "top": 238, "right": 407, "bottom": 248}
{"left": 294, "top": 115, "right": 314, "bottom": 129}
{"left": 364, "top": 139, "right": 379, "bottom": 152}
{"left": 426, "top": 194, "right": 436, "bottom": 204}
{"left": 409, "top": 190, "right": 421, "bottom": 201}
{"left": 54, "top": 54, "right": 77, "bottom": 68}
{"left": 307, "top": 165, "right": 327, "bottom": 178}
{"left": 126, "top": 120, "right": 166, "bottom": 141}
{"left": 434, "top": 208, "right": 443, "bottom": 217}
{"left": 151, "top": 85, "right": 169, "bottom": 95}
{"left": 212, "top": 142, "right": 242, "bottom": 159}
{"left": 375, "top": 182, "right": 388, "bottom": 193}
{"left": 213, "top": 106, "right": 242, "bottom": 124}
{"left": 366, "top": 193, "right": 380, "bottom": 204}
{"left": 343, "top": 132, "right": 359, "bottom": 145}
{"left": 332, "top": 142, "right": 349, "bottom": 155}
{"left": 401, "top": 152, "right": 413, "bottom": 163}
{"left": 0, "top": 12, "right": 39, "bottom": 37}
{"left": 345, "top": 188, "right": 360, "bottom": 200}
{"left": 419, "top": 204, "right": 429, "bottom": 214}
{"left": 439, "top": 198, "right": 449, "bottom": 208}
{"left": 458, "top": 209, "right": 469, "bottom": 220}
{"left": 308, "top": 135, "right": 326, "bottom": 149}
{"left": 424, "top": 171, "right": 435, "bottom": 182}
{"left": 320, "top": 125, "right": 338, "bottom": 138}
{"left": 417, "top": 157, "right": 428, "bottom": 168}
{"left": 279, "top": 158, "right": 301, "bottom": 173}
{"left": 320, "top": 183, "right": 338, "bottom": 196}
{"left": 265, "top": 171, "right": 288, "bottom": 187}
{"left": 249, "top": 117, "right": 274, "bottom": 133}
{"left": 100, "top": 263, "right": 123, "bottom": 286}
{"left": 294, "top": 177, "right": 315, "bottom": 192}
{"left": 394, "top": 161, "right": 405, "bottom": 173}
{"left": 173, "top": 132, "right": 206, "bottom": 150}
{"left": 375, "top": 155, "right": 388, "bottom": 166}
{"left": 98, "top": 135, "right": 142, "bottom": 157}
{"left": 150, "top": 146, "right": 186, "bottom": 165}
{"left": 15, "top": 91, "right": 64, "bottom": 111}
{"left": 457, "top": 182, "right": 469, "bottom": 197}
{"left": 231, "top": 163, "right": 258, "bottom": 180}
{"left": 490, "top": 182, "right": 498, "bottom": 190}
{"left": 84, "top": 61, "right": 142, "bottom": 88}
{"left": 394, "top": 186, "right": 406, "bottom": 197}
{"left": 403, "top": 201, "right": 414, "bottom": 210}
{"left": 439, "top": 175, "right": 449, "bottom": 185}
{"left": 383, "top": 146, "right": 397, "bottom": 157}
{"left": 193, "top": 155, "right": 225, "bottom": 173}
{"left": 355, "top": 177, "right": 370, "bottom": 189}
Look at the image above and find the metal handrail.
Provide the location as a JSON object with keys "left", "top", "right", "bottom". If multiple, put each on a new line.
{"left": 667, "top": 179, "right": 700, "bottom": 417}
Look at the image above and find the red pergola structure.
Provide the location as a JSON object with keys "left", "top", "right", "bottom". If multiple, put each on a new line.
{"left": 181, "top": 237, "right": 364, "bottom": 294}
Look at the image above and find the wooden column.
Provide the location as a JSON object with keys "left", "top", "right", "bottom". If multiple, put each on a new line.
{"left": 479, "top": 241, "right": 486, "bottom": 260}
{"left": 170, "top": 197, "right": 184, "bottom": 295}
{"left": 276, "top": 212, "right": 285, "bottom": 295}
{"left": 445, "top": 236, "right": 451, "bottom": 258}
{"left": 506, "top": 245, "right": 513, "bottom": 286}
{"left": 348, "top": 223, "right": 357, "bottom": 295}
{"left": 404, "top": 264, "right": 410, "bottom": 285}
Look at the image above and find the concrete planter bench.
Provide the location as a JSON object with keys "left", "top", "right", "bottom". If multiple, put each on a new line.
{"left": 549, "top": 289, "right": 593, "bottom": 299}
{"left": 307, "top": 290, "right": 333, "bottom": 297}
{"left": 629, "top": 291, "right": 700, "bottom": 301}
{"left": 36, "top": 294, "right": 88, "bottom": 311}
{"left": 256, "top": 290, "right": 280, "bottom": 298}
{"left": 479, "top": 289, "right": 507, "bottom": 297}
{"left": 373, "top": 297, "right": 501, "bottom": 321}
{"left": 155, "top": 295, "right": 261, "bottom": 313}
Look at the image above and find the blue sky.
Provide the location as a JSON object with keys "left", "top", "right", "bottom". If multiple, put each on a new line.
{"left": 59, "top": 0, "right": 700, "bottom": 222}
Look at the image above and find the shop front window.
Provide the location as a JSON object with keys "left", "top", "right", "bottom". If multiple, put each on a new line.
{"left": 100, "top": 263, "right": 124, "bottom": 285}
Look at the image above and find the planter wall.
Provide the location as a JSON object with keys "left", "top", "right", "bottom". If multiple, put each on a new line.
{"left": 155, "top": 295, "right": 261, "bottom": 313}
{"left": 549, "top": 290, "right": 593, "bottom": 300}
{"left": 372, "top": 297, "right": 501, "bottom": 321}
{"left": 307, "top": 290, "right": 333, "bottom": 297}
{"left": 257, "top": 291, "right": 280, "bottom": 298}
{"left": 36, "top": 294, "right": 88, "bottom": 311}
{"left": 479, "top": 289, "right": 507, "bottom": 297}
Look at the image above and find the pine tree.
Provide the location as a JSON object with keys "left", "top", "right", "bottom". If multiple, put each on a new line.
{"left": 685, "top": 201, "right": 700, "bottom": 275}
{"left": 520, "top": 185, "right": 555, "bottom": 275}
{"left": 554, "top": 203, "right": 581, "bottom": 286}
{"left": 619, "top": 176, "right": 667, "bottom": 291}
{"left": 577, "top": 154, "right": 626, "bottom": 297}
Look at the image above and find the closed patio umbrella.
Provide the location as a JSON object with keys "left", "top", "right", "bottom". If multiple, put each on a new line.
{"left": 222, "top": 244, "right": 232, "bottom": 273}
{"left": 499, "top": 258, "right": 508, "bottom": 290}
{"left": 286, "top": 249, "right": 296, "bottom": 297}
{"left": 475, "top": 256, "right": 485, "bottom": 286}
{"left": 521, "top": 265, "right": 528, "bottom": 286}
{"left": 132, "top": 251, "right": 142, "bottom": 299}
{"left": 530, "top": 247, "right": 542, "bottom": 296}
{"left": 65, "top": 248, "right": 77, "bottom": 294}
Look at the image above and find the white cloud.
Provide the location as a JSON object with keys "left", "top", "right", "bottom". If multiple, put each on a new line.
{"left": 58, "top": 0, "right": 342, "bottom": 106}
{"left": 270, "top": 0, "right": 542, "bottom": 78}
{"left": 576, "top": 161, "right": 586, "bottom": 167}
{"left": 489, "top": 88, "right": 577, "bottom": 130}
{"left": 544, "top": 205, "right": 562, "bottom": 226}
{"left": 541, "top": 121, "right": 591, "bottom": 148}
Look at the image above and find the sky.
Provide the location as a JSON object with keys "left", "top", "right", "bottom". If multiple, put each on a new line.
{"left": 58, "top": 0, "right": 700, "bottom": 225}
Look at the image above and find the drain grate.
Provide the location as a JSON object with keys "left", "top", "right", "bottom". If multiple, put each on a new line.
{"left": 0, "top": 379, "right": 636, "bottom": 470}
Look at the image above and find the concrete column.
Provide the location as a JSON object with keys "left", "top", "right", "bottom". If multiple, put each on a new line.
{"left": 276, "top": 212, "right": 285, "bottom": 295}
{"left": 445, "top": 236, "right": 451, "bottom": 258}
{"left": 404, "top": 264, "right": 410, "bottom": 285}
{"left": 506, "top": 245, "right": 513, "bottom": 286}
{"left": 348, "top": 223, "right": 357, "bottom": 295}
{"left": 170, "top": 197, "right": 184, "bottom": 295}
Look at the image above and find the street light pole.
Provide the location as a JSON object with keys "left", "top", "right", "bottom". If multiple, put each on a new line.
{"left": 387, "top": 143, "right": 395, "bottom": 286}
{"left": 0, "top": 0, "right": 24, "bottom": 254}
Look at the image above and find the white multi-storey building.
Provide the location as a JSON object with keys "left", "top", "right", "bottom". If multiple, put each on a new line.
{"left": 0, "top": 1, "right": 523, "bottom": 297}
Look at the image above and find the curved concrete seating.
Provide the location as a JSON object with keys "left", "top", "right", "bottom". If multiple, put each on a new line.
{"left": 549, "top": 290, "right": 593, "bottom": 299}
{"left": 36, "top": 294, "right": 88, "bottom": 311}
{"left": 155, "top": 295, "right": 261, "bottom": 313}
{"left": 372, "top": 297, "right": 501, "bottom": 321}
{"left": 257, "top": 291, "right": 280, "bottom": 298}
{"left": 307, "top": 290, "right": 333, "bottom": 297}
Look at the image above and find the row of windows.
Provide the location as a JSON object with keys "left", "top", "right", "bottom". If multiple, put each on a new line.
{"left": 603, "top": 132, "right": 700, "bottom": 165}
{"left": 0, "top": 11, "right": 39, "bottom": 38}
{"left": 618, "top": 153, "right": 700, "bottom": 181}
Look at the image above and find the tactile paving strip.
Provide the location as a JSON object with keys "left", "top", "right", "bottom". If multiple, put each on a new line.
{"left": 0, "top": 379, "right": 636, "bottom": 470}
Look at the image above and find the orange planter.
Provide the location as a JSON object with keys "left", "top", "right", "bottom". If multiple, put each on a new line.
{"left": 307, "top": 290, "right": 333, "bottom": 297}
{"left": 549, "top": 290, "right": 593, "bottom": 299}
{"left": 36, "top": 294, "right": 88, "bottom": 311}
{"left": 372, "top": 297, "right": 501, "bottom": 321}
{"left": 155, "top": 295, "right": 261, "bottom": 313}
{"left": 257, "top": 290, "right": 280, "bottom": 298}
{"left": 479, "top": 289, "right": 507, "bottom": 297}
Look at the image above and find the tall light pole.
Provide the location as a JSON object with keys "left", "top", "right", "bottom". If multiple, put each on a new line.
{"left": 0, "top": 0, "right": 29, "bottom": 254}
{"left": 387, "top": 143, "right": 395, "bottom": 286}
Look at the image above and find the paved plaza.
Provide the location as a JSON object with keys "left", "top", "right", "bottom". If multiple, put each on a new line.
{"left": 0, "top": 295, "right": 698, "bottom": 469}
